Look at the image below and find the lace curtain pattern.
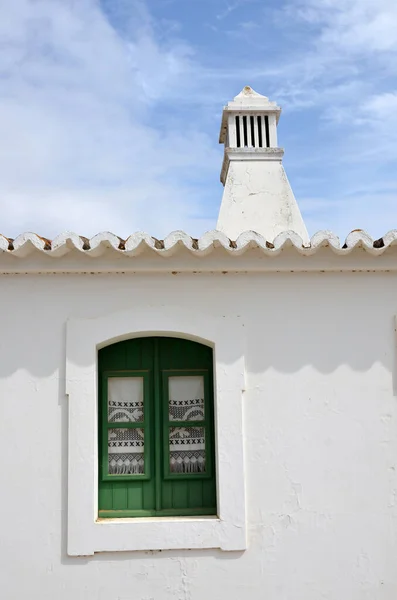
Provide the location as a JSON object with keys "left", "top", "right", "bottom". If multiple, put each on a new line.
{"left": 106, "top": 375, "right": 207, "bottom": 475}
{"left": 168, "top": 376, "right": 205, "bottom": 421}
{"left": 169, "top": 427, "right": 206, "bottom": 473}
{"left": 168, "top": 376, "right": 206, "bottom": 473}
{"left": 108, "top": 377, "right": 144, "bottom": 423}
{"left": 107, "top": 378, "right": 145, "bottom": 474}
{"left": 108, "top": 428, "right": 145, "bottom": 475}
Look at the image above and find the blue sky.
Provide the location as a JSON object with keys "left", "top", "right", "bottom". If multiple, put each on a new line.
{"left": 1, "top": 0, "right": 397, "bottom": 240}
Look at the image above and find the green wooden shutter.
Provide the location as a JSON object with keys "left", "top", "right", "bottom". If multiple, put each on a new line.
{"left": 98, "top": 337, "right": 217, "bottom": 518}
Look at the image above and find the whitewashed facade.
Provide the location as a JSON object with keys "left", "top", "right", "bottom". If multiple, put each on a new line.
{"left": 1, "top": 88, "right": 397, "bottom": 599}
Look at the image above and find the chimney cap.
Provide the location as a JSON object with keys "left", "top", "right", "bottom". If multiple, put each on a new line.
{"left": 219, "top": 86, "right": 281, "bottom": 144}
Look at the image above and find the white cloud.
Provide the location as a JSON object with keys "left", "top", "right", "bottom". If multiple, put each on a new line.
{"left": 271, "top": 0, "right": 397, "bottom": 237}
{"left": 272, "top": 0, "right": 397, "bottom": 110}
{"left": 0, "top": 0, "right": 220, "bottom": 238}
{"left": 302, "top": 191, "right": 397, "bottom": 240}
{"left": 360, "top": 92, "right": 397, "bottom": 118}
{"left": 1, "top": 0, "right": 396, "bottom": 240}
{"left": 287, "top": 0, "right": 397, "bottom": 55}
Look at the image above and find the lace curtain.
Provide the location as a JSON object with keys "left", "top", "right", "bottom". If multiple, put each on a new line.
{"left": 168, "top": 376, "right": 206, "bottom": 473}
{"left": 106, "top": 375, "right": 207, "bottom": 475}
{"left": 107, "top": 378, "right": 145, "bottom": 475}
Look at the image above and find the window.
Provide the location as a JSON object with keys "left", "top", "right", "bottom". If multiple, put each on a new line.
{"left": 66, "top": 305, "right": 246, "bottom": 555}
{"left": 98, "top": 337, "right": 217, "bottom": 518}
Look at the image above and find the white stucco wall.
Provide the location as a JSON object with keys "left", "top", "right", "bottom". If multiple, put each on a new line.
{"left": 1, "top": 271, "right": 397, "bottom": 599}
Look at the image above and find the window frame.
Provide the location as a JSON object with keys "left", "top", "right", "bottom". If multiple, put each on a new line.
{"left": 101, "top": 370, "right": 151, "bottom": 482}
{"left": 99, "top": 348, "right": 217, "bottom": 518}
{"left": 66, "top": 305, "right": 246, "bottom": 555}
{"left": 162, "top": 369, "right": 213, "bottom": 481}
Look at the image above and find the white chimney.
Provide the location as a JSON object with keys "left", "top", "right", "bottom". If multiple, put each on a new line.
{"left": 217, "top": 86, "right": 309, "bottom": 244}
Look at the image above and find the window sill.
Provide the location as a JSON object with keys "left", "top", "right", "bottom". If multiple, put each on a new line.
{"left": 96, "top": 515, "right": 219, "bottom": 524}
{"left": 69, "top": 515, "right": 243, "bottom": 555}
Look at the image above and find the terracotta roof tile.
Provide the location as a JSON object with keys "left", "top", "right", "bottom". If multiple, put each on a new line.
{"left": 0, "top": 229, "right": 397, "bottom": 258}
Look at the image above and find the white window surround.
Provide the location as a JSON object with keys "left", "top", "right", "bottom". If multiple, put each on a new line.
{"left": 66, "top": 306, "right": 246, "bottom": 556}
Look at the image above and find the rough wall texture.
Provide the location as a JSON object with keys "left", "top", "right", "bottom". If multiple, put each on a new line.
{"left": 1, "top": 272, "right": 396, "bottom": 599}
{"left": 217, "top": 160, "right": 310, "bottom": 244}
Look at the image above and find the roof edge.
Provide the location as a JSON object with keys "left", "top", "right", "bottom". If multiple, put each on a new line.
{"left": 0, "top": 229, "right": 396, "bottom": 259}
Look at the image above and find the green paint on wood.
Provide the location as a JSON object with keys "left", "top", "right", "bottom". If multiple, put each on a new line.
{"left": 98, "top": 337, "right": 217, "bottom": 518}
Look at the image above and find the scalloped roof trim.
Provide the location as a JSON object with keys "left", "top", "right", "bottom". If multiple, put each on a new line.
{"left": 1, "top": 229, "right": 397, "bottom": 258}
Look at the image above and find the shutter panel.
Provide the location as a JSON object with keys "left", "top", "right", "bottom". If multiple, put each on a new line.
{"left": 98, "top": 337, "right": 216, "bottom": 518}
